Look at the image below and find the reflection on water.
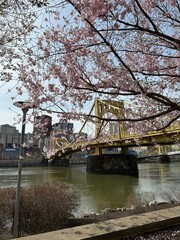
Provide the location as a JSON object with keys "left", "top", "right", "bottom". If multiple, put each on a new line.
{"left": 0, "top": 163, "right": 180, "bottom": 215}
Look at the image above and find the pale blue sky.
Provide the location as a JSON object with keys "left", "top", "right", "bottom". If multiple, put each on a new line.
{"left": 0, "top": 82, "right": 84, "bottom": 134}
{"left": 0, "top": 1, "right": 60, "bottom": 133}
{"left": 0, "top": 82, "right": 34, "bottom": 133}
{"left": 0, "top": 2, "right": 91, "bottom": 134}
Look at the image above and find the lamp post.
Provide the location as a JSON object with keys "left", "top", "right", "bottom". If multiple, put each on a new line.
{"left": 13, "top": 101, "right": 29, "bottom": 238}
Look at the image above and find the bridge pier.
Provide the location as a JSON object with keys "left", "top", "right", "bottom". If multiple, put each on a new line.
{"left": 121, "top": 146, "right": 129, "bottom": 155}
{"left": 94, "top": 147, "right": 103, "bottom": 155}
{"left": 86, "top": 154, "right": 138, "bottom": 177}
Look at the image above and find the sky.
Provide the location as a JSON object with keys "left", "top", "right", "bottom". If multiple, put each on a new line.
{"left": 0, "top": 24, "right": 88, "bottom": 134}
{"left": 0, "top": 1, "right": 63, "bottom": 134}
{"left": 0, "top": 1, "right": 93, "bottom": 135}
{"left": 0, "top": 82, "right": 34, "bottom": 133}
{"left": 0, "top": 81, "right": 84, "bottom": 134}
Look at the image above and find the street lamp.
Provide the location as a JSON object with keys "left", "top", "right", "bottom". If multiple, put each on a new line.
{"left": 13, "top": 101, "right": 30, "bottom": 238}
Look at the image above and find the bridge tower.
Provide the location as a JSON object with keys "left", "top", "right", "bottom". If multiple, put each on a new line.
{"left": 94, "top": 98, "right": 127, "bottom": 155}
{"left": 86, "top": 98, "right": 138, "bottom": 177}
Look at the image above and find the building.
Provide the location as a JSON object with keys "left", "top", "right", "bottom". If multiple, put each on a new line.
{"left": 0, "top": 124, "right": 20, "bottom": 148}
{"left": 33, "top": 115, "right": 52, "bottom": 148}
{"left": 0, "top": 124, "right": 33, "bottom": 160}
{"left": 109, "top": 122, "right": 120, "bottom": 134}
{"left": 52, "top": 122, "right": 74, "bottom": 134}
{"left": 51, "top": 121, "right": 74, "bottom": 142}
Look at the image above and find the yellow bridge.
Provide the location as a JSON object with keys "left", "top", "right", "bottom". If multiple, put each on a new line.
{"left": 46, "top": 98, "right": 180, "bottom": 158}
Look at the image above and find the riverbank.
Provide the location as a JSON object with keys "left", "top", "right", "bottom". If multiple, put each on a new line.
{"left": 68, "top": 202, "right": 180, "bottom": 227}
{"left": 67, "top": 202, "right": 180, "bottom": 239}
{"left": 13, "top": 204, "right": 180, "bottom": 240}
{"left": 0, "top": 159, "right": 47, "bottom": 167}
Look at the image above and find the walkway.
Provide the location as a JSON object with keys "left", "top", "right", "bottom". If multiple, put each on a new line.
{"left": 14, "top": 206, "right": 180, "bottom": 240}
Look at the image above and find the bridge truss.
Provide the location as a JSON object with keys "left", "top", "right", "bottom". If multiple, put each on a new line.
{"left": 45, "top": 98, "right": 180, "bottom": 159}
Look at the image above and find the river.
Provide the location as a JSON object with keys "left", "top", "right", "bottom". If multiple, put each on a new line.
{"left": 0, "top": 162, "right": 180, "bottom": 216}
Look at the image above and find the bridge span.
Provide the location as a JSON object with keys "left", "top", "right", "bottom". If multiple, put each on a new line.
{"left": 44, "top": 99, "right": 180, "bottom": 177}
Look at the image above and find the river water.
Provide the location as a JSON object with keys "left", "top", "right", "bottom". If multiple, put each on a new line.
{"left": 0, "top": 163, "right": 180, "bottom": 216}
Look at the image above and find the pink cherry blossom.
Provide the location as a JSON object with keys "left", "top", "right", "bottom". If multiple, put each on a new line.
{"left": 6, "top": 0, "right": 179, "bottom": 150}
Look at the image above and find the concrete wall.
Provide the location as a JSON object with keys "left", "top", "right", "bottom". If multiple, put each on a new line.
{"left": 13, "top": 206, "right": 180, "bottom": 240}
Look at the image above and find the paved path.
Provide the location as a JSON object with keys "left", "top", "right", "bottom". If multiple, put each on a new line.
{"left": 14, "top": 206, "right": 180, "bottom": 240}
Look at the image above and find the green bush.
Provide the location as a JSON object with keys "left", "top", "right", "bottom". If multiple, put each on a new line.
{"left": 0, "top": 182, "right": 79, "bottom": 239}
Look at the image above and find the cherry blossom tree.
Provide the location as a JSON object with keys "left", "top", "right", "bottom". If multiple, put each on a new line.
{"left": 16, "top": 0, "right": 179, "bottom": 134}
{"left": 0, "top": 0, "right": 48, "bottom": 82}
